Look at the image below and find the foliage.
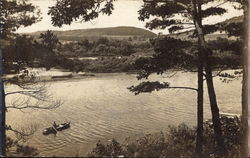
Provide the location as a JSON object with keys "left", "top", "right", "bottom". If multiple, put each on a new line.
{"left": 2, "top": 33, "right": 60, "bottom": 72}
{"left": 89, "top": 116, "right": 241, "bottom": 157}
{"left": 207, "top": 37, "right": 242, "bottom": 54}
{"left": 48, "top": 0, "right": 115, "bottom": 27}
{"left": 36, "top": 30, "right": 60, "bottom": 70}
{"left": 82, "top": 56, "right": 135, "bottom": 73}
{"left": 58, "top": 37, "right": 138, "bottom": 57}
{"left": 3, "top": 35, "right": 35, "bottom": 64}
{"left": 0, "top": 0, "right": 41, "bottom": 38}
{"left": 222, "top": 21, "right": 243, "bottom": 37}
{"left": 128, "top": 81, "right": 170, "bottom": 95}
{"left": 89, "top": 139, "right": 123, "bottom": 157}
{"left": 53, "top": 55, "right": 135, "bottom": 73}
{"left": 138, "top": 0, "right": 226, "bottom": 35}
{"left": 2, "top": 34, "right": 242, "bottom": 74}
{"left": 217, "top": 1, "right": 245, "bottom": 37}
{"left": 39, "top": 30, "right": 60, "bottom": 51}
{"left": 203, "top": 115, "right": 241, "bottom": 157}
{"left": 6, "top": 137, "right": 38, "bottom": 157}
{"left": 134, "top": 37, "right": 195, "bottom": 80}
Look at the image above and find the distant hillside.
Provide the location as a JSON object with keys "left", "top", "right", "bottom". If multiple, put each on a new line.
{"left": 25, "top": 26, "right": 157, "bottom": 41}
{"left": 166, "top": 16, "right": 243, "bottom": 41}
{"left": 219, "top": 15, "right": 243, "bottom": 26}
{"left": 167, "top": 30, "right": 234, "bottom": 41}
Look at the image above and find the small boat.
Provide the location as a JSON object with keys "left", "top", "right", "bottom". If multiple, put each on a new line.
{"left": 42, "top": 122, "right": 70, "bottom": 135}
{"left": 42, "top": 127, "right": 57, "bottom": 135}
{"left": 55, "top": 122, "right": 71, "bottom": 131}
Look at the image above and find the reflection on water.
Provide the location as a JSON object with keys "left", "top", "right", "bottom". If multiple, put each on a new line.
{"left": 6, "top": 71, "right": 241, "bottom": 156}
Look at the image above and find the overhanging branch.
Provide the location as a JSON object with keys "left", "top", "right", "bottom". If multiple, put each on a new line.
{"left": 6, "top": 99, "right": 62, "bottom": 110}
{"left": 6, "top": 126, "right": 34, "bottom": 137}
{"left": 167, "top": 86, "right": 198, "bottom": 92}
{"left": 5, "top": 90, "right": 42, "bottom": 96}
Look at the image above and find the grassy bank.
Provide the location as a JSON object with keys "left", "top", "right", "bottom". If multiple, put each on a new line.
{"left": 88, "top": 115, "right": 241, "bottom": 157}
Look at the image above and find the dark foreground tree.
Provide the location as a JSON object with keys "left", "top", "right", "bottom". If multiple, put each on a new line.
{"left": 0, "top": 0, "right": 41, "bottom": 38}
{"left": 221, "top": 0, "right": 249, "bottom": 157}
{"left": 48, "top": 0, "right": 115, "bottom": 27}
{"left": 137, "top": 0, "right": 230, "bottom": 156}
{"left": 240, "top": 3, "right": 248, "bottom": 157}
{"left": 128, "top": 36, "right": 204, "bottom": 157}
{"left": 0, "top": 0, "right": 41, "bottom": 155}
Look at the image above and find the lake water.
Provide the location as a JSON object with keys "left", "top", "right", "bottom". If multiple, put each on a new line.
{"left": 5, "top": 71, "right": 242, "bottom": 156}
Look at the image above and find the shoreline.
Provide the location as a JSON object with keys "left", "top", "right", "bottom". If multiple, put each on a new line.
{"left": 3, "top": 67, "right": 242, "bottom": 83}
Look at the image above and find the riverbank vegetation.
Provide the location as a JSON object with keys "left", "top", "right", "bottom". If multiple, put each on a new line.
{"left": 88, "top": 115, "right": 241, "bottom": 158}
{"left": 2, "top": 33, "right": 243, "bottom": 74}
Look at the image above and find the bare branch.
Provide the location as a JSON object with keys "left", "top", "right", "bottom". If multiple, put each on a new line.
{"left": 7, "top": 99, "right": 62, "bottom": 110}
{"left": 203, "top": 68, "right": 237, "bottom": 81}
{"left": 212, "top": 1, "right": 228, "bottom": 8}
{"left": 5, "top": 86, "right": 47, "bottom": 98}
{"left": 5, "top": 72, "right": 63, "bottom": 111}
{"left": 212, "top": 69, "right": 227, "bottom": 78}
{"left": 182, "top": 26, "right": 196, "bottom": 30}
{"left": 162, "top": 71, "right": 178, "bottom": 78}
{"left": 184, "top": 70, "right": 198, "bottom": 73}
{"left": 6, "top": 124, "right": 38, "bottom": 142}
{"left": 5, "top": 82, "right": 54, "bottom": 104}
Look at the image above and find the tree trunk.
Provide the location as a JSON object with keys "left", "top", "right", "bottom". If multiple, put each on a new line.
{"left": 204, "top": 56, "right": 226, "bottom": 156}
{"left": 191, "top": 1, "right": 226, "bottom": 156}
{"left": 196, "top": 23, "right": 226, "bottom": 157}
{"left": 240, "top": 2, "right": 249, "bottom": 158}
{"left": 0, "top": 48, "right": 6, "bottom": 156}
{"left": 196, "top": 50, "right": 204, "bottom": 157}
{"left": 193, "top": 2, "right": 204, "bottom": 157}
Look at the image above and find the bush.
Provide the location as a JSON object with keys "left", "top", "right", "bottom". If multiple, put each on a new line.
{"left": 88, "top": 139, "right": 123, "bottom": 157}
{"left": 203, "top": 115, "right": 241, "bottom": 157}
{"left": 88, "top": 115, "right": 241, "bottom": 157}
{"left": 6, "top": 137, "right": 38, "bottom": 157}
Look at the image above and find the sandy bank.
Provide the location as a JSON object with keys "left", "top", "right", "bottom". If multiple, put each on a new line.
{"left": 4, "top": 68, "right": 95, "bottom": 82}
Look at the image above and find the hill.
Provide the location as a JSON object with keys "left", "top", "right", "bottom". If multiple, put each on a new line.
{"left": 219, "top": 15, "right": 243, "bottom": 26}
{"left": 166, "top": 15, "right": 243, "bottom": 41}
{"left": 25, "top": 26, "right": 157, "bottom": 41}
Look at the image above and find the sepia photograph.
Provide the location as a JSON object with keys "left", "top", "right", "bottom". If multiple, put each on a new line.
{"left": 0, "top": 0, "right": 249, "bottom": 157}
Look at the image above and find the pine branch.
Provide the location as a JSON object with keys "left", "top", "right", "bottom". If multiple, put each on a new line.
{"left": 128, "top": 81, "right": 197, "bottom": 95}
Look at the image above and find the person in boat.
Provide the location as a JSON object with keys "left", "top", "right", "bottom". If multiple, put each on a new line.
{"left": 53, "top": 121, "right": 57, "bottom": 128}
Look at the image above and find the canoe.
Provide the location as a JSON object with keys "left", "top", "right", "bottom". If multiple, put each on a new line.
{"left": 42, "top": 127, "right": 57, "bottom": 135}
{"left": 55, "top": 122, "right": 71, "bottom": 131}
{"left": 42, "top": 122, "right": 70, "bottom": 135}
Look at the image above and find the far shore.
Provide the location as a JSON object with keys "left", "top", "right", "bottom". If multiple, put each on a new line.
{"left": 4, "top": 69, "right": 95, "bottom": 82}
{"left": 3, "top": 67, "right": 242, "bottom": 83}
{"left": 3, "top": 67, "right": 140, "bottom": 83}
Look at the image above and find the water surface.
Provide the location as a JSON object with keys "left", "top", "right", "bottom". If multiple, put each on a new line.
{"left": 6, "top": 71, "right": 241, "bottom": 156}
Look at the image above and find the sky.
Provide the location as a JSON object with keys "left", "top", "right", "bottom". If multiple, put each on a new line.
{"left": 16, "top": 0, "right": 243, "bottom": 34}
